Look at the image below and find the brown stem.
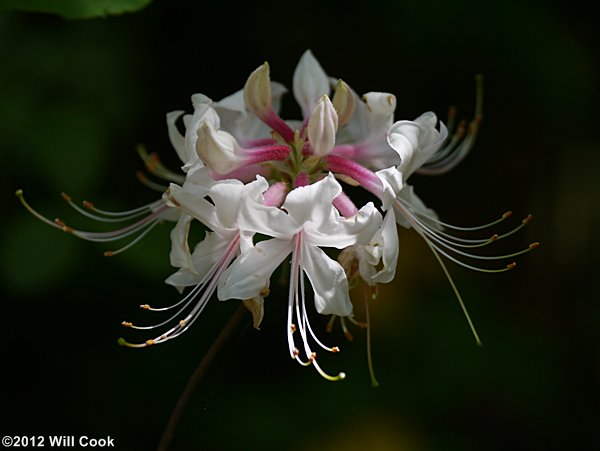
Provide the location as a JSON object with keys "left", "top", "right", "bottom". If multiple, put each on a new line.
{"left": 156, "top": 304, "right": 247, "bottom": 451}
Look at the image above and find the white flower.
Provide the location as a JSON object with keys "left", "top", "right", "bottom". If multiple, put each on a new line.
{"left": 20, "top": 51, "right": 537, "bottom": 383}
{"left": 219, "top": 174, "right": 380, "bottom": 379}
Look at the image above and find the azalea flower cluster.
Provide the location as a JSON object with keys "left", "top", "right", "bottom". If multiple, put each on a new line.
{"left": 17, "top": 51, "right": 537, "bottom": 382}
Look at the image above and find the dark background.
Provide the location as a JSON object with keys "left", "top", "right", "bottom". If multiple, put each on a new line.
{"left": 1, "top": 1, "right": 598, "bottom": 450}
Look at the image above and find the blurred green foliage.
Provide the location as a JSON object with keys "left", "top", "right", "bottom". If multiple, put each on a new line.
{"left": 0, "top": 0, "right": 153, "bottom": 19}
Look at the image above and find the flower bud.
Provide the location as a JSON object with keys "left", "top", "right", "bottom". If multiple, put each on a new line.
{"left": 243, "top": 62, "right": 272, "bottom": 120}
{"left": 332, "top": 79, "right": 355, "bottom": 126}
{"left": 307, "top": 95, "right": 338, "bottom": 157}
{"left": 196, "top": 122, "right": 243, "bottom": 174}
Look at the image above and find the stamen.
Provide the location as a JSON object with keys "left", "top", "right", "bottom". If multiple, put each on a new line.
{"left": 311, "top": 359, "right": 346, "bottom": 382}
{"left": 119, "top": 235, "right": 240, "bottom": 345}
{"left": 102, "top": 220, "right": 159, "bottom": 256}
{"left": 394, "top": 200, "right": 482, "bottom": 345}
{"left": 363, "top": 284, "right": 379, "bottom": 388}
{"left": 340, "top": 317, "right": 354, "bottom": 341}
{"left": 136, "top": 171, "right": 169, "bottom": 192}
{"left": 136, "top": 145, "right": 185, "bottom": 184}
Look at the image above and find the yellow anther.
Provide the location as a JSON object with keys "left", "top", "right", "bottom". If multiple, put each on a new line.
{"left": 529, "top": 242, "right": 540, "bottom": 249}
{"left": 140, "top": 304, "right": 151, "bottom": 310}
{"left": 507, "top": 262, "right": 517, "bottom": 270}
{"left": 179, "top": 320, "right": 186, "bottom": 327}
{"left": 146, "top": 339, "right": 155, "bottom": 346}
{"left": 331, "top": 347, "right": 340, "bottom": 353}
{"left": 104, "top": 251, "right": 114, "bottom": 257}
{"left": 121, "top": 321, "right": 133, "bottom": 328}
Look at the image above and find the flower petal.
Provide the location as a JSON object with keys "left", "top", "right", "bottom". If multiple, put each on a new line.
{"left": 166, "top": 110, "right": 186, "bottom": 163}
{"left": 217, "top": 238, "right": 291, "bottom": 300}
{"left": 293, "top": 50, "right": 330, "bottom": 119}
{"left": 302, "top": 244, "right": 352, "bottom": 316}
{"left": 169, "top": 213, "right": 193, "bottom": 270}
{"left": 282, "top": 173, "right": 341, "bottom": 230}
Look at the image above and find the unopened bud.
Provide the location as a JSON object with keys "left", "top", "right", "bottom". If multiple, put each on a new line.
{"left": 244, "top": 62, "right": 272, "bottom": 119}
{"left": 196, "top": 122, "right": 243, "bottom": 174}
{"left": 307, "top": 95, "right": 338, "bottom": 157}
{"left": 332, "top": 79, "right": 355, "bottom": 126}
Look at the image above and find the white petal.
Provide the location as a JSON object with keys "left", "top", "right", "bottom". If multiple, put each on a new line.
{"left": 387, "top": 112, "right": 447, "bottom": 179}
{"left": 293, "top": 50, "right": 330, "bottom": 119}
{"left": 282, "top": 173, "right": 341, "bottom": 230}
{"left": 208, "top": 176, "right": 269, "bottom": 230}
{"left": 363, "top": 92, "right": 396, "bottom": 136}
{"left": 182, "top": 96, "right": 219, "bottom": 171}
{"left": 168, "top": 183, "right": 220, "bottom": 232}
{"left": 307, "top": 201, "right": 382, "bottom": 249}
{"left": 217, "top": 238, "right": 291, "bottom": 300}
{"left": 369, "top": 209, "right": 399, "bottom": 284}
{"left": 166, "top": 230, "right": 232, "bottom": 289}
{"left": 302, "top": 244, "right": 352, "bottom": 316}
{"left": 375, "top": 166, "right": 403, "bottom": 210}
{"left": 169, "top": 213, "right": 193, "bottom": 269}
{"left": 166, "top": 111, "right": 186, "bottom": 163}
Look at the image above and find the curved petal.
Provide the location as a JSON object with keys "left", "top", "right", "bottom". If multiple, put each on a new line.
{"left": 282, "top": 173, "right": 341, "bottom": 230}
{"left": 217, "top": 238, "right": 292, "bottom": 300}
{"left": 168, "top": 183, "right": 220, "bottom": 232}
{"left": 293, "top": 50, "right": 330, "bottom": 119}
{"left": 369, "top": 208, "right": 399, "bottom": 284}
{"left": 166, "top": 111, "right": 186, "bottom": 163}
{"left": 165, "top": 230, "right": 232, "bottom": 290}
{"left": 302, "top": 244, "right": 352, "bottom": 316}
{"left": 208, "top": 176, "right": 269, "bottom": 230}
{"left": 307, "top": 201, "right": 382, "bottom": 249}
{"left": 169, "top": 213, "right": 193, "bottom": 269}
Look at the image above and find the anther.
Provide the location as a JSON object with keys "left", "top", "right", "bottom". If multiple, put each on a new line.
{"left": 146, "top": 339, "right": 155, "bottom": 346}
{"left": 522, "top": 214, "right": 533, "bottom": 224}
{"left": 166, "top": 192, "right": 181, "bottom": 207}
{"left": 54, "top": 218, "right": 65, "bottom": 227}
{"left": 503, "top": 211, "right": 513, "bottom": 219}
{"left": 331, "top": 347, "right": 340, "bottom": 353}
{"left": 507, "top": 262, "right": 517, "bottom": 270}
{"left": 82, "top": 200, "right": 94, "bottom": 209}
{"left": 490, "top": 234, "right": 499, "bottom": 241}
{"left": 290, "top": 324, "right": 297, "bottom": 333}
{"left": 121, "top": 321, "right": 133, "bottom": 328}
{"left": 179, "top": 320, "right": 186, "bottom": 327}
{"left": 104, "top": 251, "right": 114, "bottom": 257}
{"left": 293, "top": 348, "right": 300, "bottom": 357}
{"left": 309, "top": 352, "right": 317, "bottom": 361}
{"left": 529, "top": 242, "right": 540, "bottom": 249}
{"left": 135, "top": 171, "right": 148, "bottom": 183}
{"left": 61, "top": 192, "right": 72, "bottom": 202}
{"left": 140, "top": 304, "right": 151, "bottom": 310}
